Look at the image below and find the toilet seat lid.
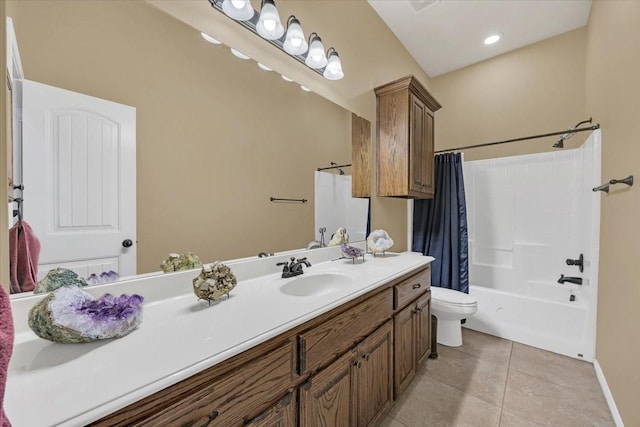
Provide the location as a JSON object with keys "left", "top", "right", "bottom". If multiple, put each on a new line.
{"left": 431, "top": 287, "right": 476, "bottom": 306}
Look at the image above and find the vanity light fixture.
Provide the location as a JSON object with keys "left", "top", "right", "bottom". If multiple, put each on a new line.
{"left": 201, "top": 32, "right": 222, "bottom": 44}
{"left": 257, "top": 62, "right": 273, "bottom": 71}
{"left": 208, "top": 0, "right": 344, "bottom": 80}
{"left": 305, "top": 33, "right": 328, "bottom": 69}
{"left": 230, "top": 48, "right": 251, "bottom": 59}
{"left": 283, "top": 16, "right": 308, "bottom": 55}
{"left": 323, "top": 48, "right": 344, "bottom": 81}
{"left": 222, "top": 0, "right": 254, "bottom": 21}
{"left": 281, "top": 75, "right": 294, "bottom": 82}
{"left": 484, "top": 33, "right": 502, "bottom": 45}
{"left": 256, "top": 0, "right": 285, "bottom": 40}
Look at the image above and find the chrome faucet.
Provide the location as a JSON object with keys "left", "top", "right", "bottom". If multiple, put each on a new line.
{"left": 557, "top": 275, "right": 582, "bottom": 285}
{"left": 277, "top": 257, "right": 312, "bottom": 278}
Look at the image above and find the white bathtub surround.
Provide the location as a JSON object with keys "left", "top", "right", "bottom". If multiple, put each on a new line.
{"left": 594, "top": 359, "right": 625, "bottom": 427}
{"left": 431, "top": 286, "right": 477, "bottom": 346}
{"left": 7, "top": 247, "right": 432, "bottom": 426}
{"left": 463, "top": 130, "right": 601, "bottom": 361}
{"left": 314, "top": 171, "right": 369, "bottom": 243}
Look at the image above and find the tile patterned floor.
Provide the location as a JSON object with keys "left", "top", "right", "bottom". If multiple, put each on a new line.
{"left": 381, "top": 328, "right": 614, "bottom": 427}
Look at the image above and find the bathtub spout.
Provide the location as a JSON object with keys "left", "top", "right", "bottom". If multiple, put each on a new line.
{"left": 558, "top": 275, "right": 582, "bottom": 285}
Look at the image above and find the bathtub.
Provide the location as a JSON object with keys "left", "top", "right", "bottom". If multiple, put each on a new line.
{"left": 464, "top": 284, "right": 595, "bottom": 361}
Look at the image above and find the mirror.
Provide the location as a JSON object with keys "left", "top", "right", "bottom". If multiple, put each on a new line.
{"left": 6, "top": 0, "right": 369, "bottom": 295}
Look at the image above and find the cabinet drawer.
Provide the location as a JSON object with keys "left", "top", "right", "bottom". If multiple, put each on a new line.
{"left": 394, "top": 268, "right": 430, "bottom": 310}
{"left": 136, "top": 340, "right": 296, "bottom": 426}
{"left": 245, "top": 392, "right": 296, "bottom": 426}
{"left": 299, "top": 289, "right": 393, "bottom": 375}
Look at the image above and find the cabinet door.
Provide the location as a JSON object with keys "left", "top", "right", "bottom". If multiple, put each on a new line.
{"left": 423, "top": 110, "right": 435, "bottom": 195}
{"left": 409, "top": 93, "right": 435, "bottom": 198}
{"left": 409, "top": 93, "right": 426, "bottom": 195}
{"left": 245, "top": 393, "right": 296, "bottom": 427}
{"left": 393, "top": 304, "right": 416, "bottom": 398}
{"left": 415, "top": 292, "right": 432, "bottom": 367}
{"left": 356, "top": 320, "right": 394, "bottom": 427}
{"left": 299, "top": 349, "right": 357, "bottom": 427}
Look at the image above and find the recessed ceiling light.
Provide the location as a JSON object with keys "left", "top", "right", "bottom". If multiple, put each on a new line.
{"left": 230, "top": 48, "right": 250, "bottom": 59}
{"left": 281, "top": 75, "right": 293, "bottom": 82}
{"left": 201, "top": 32, "right": 222, "bottom": 45}
{"left": 484, "top": 33, "right": 502, "bottom": 45}
{"left": 300, "top": 85, "right": 311, "bottom": 92}
{"left": 257, "top": 62, "right": 273, "bottom": 71}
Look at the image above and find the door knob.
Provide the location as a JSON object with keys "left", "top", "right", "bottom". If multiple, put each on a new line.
{"left": 122, "top": 239, "right": 133, "bottom": 248}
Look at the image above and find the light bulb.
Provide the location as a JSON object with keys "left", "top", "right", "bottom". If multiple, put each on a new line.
{"left": 305, "top": 34, "right": 327, "bottom": 69}
{"left": 222, "top": 0, "right": 254, "bottom": 21}
{"left": 263, "top": 19, "right": 276, "bottom": 32}
{"left": 256, "top": 0, "right": 284, "bottom": 40}
{"left": 230, "top": 48, "right": 250, "bottom": 60}
{"left": 484, "top": 33, "right": 502, "bottom": 45}
{"left": 283, "top": 16, "right": 308, "bottom": 55}
{"left": 201, "top": 32, "right": 221, "bottom": 45}
{"left": 323, "top": 49, "right": 344, "bottom": 80}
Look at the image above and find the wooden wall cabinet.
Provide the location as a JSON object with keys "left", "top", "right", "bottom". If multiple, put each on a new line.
{"left": 352, "top": 113, "right": 372, "bottom": 198}
{"left": 375, "top": 76, "right": 441, "bottom": 199}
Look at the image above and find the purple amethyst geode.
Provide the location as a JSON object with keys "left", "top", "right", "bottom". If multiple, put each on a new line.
{"left": 340, "top": 244, "right": 365, "bottom": 259}
{"left": 28, "top": 286, "right": 144, "bottom": 343}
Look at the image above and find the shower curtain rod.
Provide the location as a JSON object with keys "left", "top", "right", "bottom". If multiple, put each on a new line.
{"left": 317, "top": 163, "right": 352, "bottom": 172}
{"left": 435, "top": 124, "right": 600, "bottom": 154}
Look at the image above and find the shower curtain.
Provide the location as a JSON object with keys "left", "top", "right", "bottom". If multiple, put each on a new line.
{"left": 413, "top": 153, "right": 469, "bottom": 293}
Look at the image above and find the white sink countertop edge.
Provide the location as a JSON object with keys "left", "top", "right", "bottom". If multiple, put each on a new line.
{"left": 6, "top": 249, "right": 433, "bottom": 426}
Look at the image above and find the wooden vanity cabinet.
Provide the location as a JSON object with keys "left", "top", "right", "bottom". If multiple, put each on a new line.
{"left": 245, "top": 392, "right": 296, "bottom": 427}
{"left": 375, "top": 76, "right": 441, "bottom": 199}
{"left": 93, "top": 266, "right": 432, "bottom": 427}
{"left": 299, "top": 320, "right": 394, "bottom": 427}
{"left": 354, "top": 320, "right": 394, "bottom": 427}
{"left": 392, "top": 268, "right": 432, "bottom": 397}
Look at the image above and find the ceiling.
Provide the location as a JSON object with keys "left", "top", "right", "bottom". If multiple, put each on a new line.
{"left": 368, "top": 0, "right": 592, "bottom": 77}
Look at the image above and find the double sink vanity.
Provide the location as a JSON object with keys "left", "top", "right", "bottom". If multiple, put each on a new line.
{"left": 7, "top": 245, "right": 433, "bottom": 426}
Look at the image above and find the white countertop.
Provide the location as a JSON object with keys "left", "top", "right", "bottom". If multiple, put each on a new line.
{"left": 6, "top": 248, "right": 432, "bottom": 426}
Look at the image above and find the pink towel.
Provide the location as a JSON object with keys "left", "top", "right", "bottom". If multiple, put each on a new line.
{"left": 0, "top": 285, "right": 14, "bottom": 426}
{"left": 9, "top": 221, "right": 41, "bottom": 294}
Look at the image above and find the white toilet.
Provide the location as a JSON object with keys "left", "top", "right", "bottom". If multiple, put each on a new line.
{"left": 431, "top": 287, "right": 478, "bottom": 347}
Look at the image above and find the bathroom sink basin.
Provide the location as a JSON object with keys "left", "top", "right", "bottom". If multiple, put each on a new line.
{"left": 279, "top": 273, "right": 355, "bottom": 297}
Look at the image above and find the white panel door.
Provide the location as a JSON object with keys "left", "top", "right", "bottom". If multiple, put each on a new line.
{"left": 22, "top": 80, "right": 136, "bottom": 280}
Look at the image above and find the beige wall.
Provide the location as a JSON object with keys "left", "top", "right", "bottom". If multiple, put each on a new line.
{"left": 430, "top": 27, "right": 587, "bottom": 161}
{"left": 585, "top": 1, "right": 640, "bottom": 424}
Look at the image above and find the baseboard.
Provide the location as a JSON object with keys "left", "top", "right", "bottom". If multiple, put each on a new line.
{"left": 594, "top": 358, "right": 624, "bottom": 426}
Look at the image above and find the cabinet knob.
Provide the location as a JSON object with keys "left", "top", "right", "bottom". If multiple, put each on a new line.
{"left": 353, "top": 360, "right": 362, "bottom": 368}
{"left": 362, "top": 353, "right": 370, "bottom": 361}
{"left": 412, "top": 283, "right": 421, "bottom": 289}
{"left": 204, "top": 410, "right": 219, "bottom": 426}
{"left": 417, "top": 307, "right": 423, "bottom": 313}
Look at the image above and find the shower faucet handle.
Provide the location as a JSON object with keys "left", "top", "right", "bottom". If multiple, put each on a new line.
{"left": 565, "top": 253, "right": 584, "bottom": 273}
